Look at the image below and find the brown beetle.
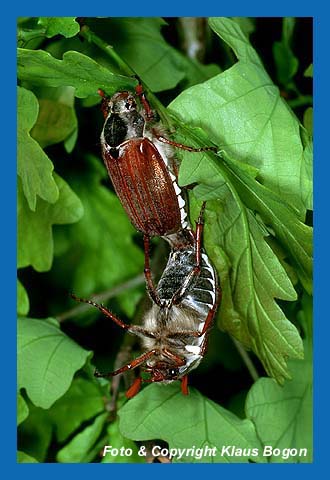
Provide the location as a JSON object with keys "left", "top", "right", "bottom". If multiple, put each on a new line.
{"left": 100, "top": 88, "right": 190, "bottom": 237}
{"left": 99, "top": 83, "right": 216, "bottom": 301}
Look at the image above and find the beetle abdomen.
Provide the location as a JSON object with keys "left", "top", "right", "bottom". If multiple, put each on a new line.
{"left": 157, "top": 249, "right": 217, "bottom": 312}
{"left": 102, "top": 138, "right": 183, "bottom": 236}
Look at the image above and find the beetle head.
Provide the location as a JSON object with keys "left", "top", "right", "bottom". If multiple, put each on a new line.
{"left": 144, "top": 362, "right": 181, "bottom": 383}
{"left": 109, "top": 92, "right": 137, "bottom": 114}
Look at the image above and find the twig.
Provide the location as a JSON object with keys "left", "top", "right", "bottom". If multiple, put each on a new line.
{"left": 56, "top": 274, "right": 145, "bottom": 323}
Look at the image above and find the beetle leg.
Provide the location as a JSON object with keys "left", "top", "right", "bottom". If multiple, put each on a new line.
{"left": 162, "top": 348, "right": 186, "bottom": 366}
{"left": 125, "top": 376, "right": 143, "bottom": 398}
{"left": 94, "top": 348, "right": 158, "bottom": 378}
{"left": 70, "top": 293, "right": 157, "bottom": 339}
{"left": 134, "top": 79, "right": 155, "bottom": 121}
{"left": 143, "top": 235, "right": 162, "bottom": 306}
{"left": 194, "top": 201, "right": 206, "bottom": 266}
{"left": 154, "top": 134, "right": 217, "bottom": 153}
{"left": 181, "top": 375, "right": 189, "bottom": 395}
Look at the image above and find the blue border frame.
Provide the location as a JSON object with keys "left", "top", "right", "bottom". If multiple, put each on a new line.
{"left": 9, "top": 2, "right": 324, "bottom": 477}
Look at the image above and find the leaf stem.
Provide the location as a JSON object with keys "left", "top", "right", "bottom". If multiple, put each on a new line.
{"left": 56, "top": 274, "right": 145, "bottom": 322}
{"left": 79, "top": 24, "right": 134, "bottom": 77}
{"left": 231, "top": 337, "right": 260, "bottom": 382}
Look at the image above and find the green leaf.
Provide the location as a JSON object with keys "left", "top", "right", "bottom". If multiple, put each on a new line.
{"left": 174, "top": 147, "right": 308, "bottom": 381}
{"left": 38, "top": 17, "right": 80, "bottom": 38}
{"left": 231, "top": 17, "right": 255, "bottom": 37}
{"left": 273, "top": 42, "right": 299, "bottom": 86}
{"left": 18, "top": 402, "right": 53, "bottom": 461}
{"left": 17, "top": 173, "right": 84, "bottom": 272}
{"left": 210, "top": 195, "right": 302, "bottom": 383}
{"left": 57, "top": 412, "right": 108, "bottom": 462}
{"left": 17, "top": 86, "right": 59, "bottom": 210}
{"left": 18, "top": 317, "right": 91, "bottom": 408}
{"left": 246, "top": 342, "right": 312, "bottom": 463}
{"left": 31, "top": 97, "right": 77, "bottom": 148}
{"left": 119, "top": 384, "right": 265, "bottom": 464}
{"left": 17, "top": 279, "right": 29, "bottom": 316}
{"left": 48, "top": 377, "right": 105, "bottom": 442}
{"left": 218, "top": 152, "right": 312, "bottom": 293}
{"left": 64, "top": 126, "right": 78, "bottom": 153}
{"left": 209, "top": 17, "right": 263, "bottom": 65}
{"left": 87, "top": 17, "right": 220, "bottom": 92}
{"left": 17, "top": 48, "right": 135, "bottom": 98}
{"left": 206, "top": 199, "right": 303, "bottom": 383}
{"left": 304, "top": 64, "right": 313, "bottom": 78}
{"left": 303, "top": 107, "right": 313, "bottom": 137}
{"left": 17, "top": 451, "right": 39, "bottom": 463}
{"left": 17, "top": 393, "right": 29, "bottom": 426}
{"left": 273, "top": 18, "right": 299, "bottom": 86}
{"left": 102, "top": 419, "right": 145, "bottom": 463}
{"left": 52, "top": 157, "right": 143, "bottom": 297}
{"left": 94, "top": 17, "right": 184, "bottom": 92}
{"left": 297, "top": 293, "right": 313, "bottom": 341}
{"left": 300, "top": 131, "right": 313, "bottom": 210}
{"left": 171, "top": 17, "right": 312, "bottom": 218}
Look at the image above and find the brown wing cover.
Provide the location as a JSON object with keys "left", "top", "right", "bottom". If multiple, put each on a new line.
{"left": 102, "top": 138, "right": 182, "bottom": 236}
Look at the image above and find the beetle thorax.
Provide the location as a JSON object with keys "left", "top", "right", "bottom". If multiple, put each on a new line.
{"left": 140, "top": 302, "right": 204, "bottom": 379}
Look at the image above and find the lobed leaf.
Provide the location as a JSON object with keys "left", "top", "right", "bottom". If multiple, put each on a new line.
{"left": 17, "top": 173, "right": 84, "bottom": 272}
{"left": 219, "top": 153, "right": 313, "bottom": 293}
{"left": 119, "top": 383, "right": 265, "bottom": 464}
{"left": 17, "top": 48, "right": 135, "bottom": 98}
{"left": 167, "top": 17, "right": 312, "bottom": 382}
{"left": 17, "top": 86, "right": 59, "bottom": 211}
{"left": 38, "top": 17, "right": 80, "bottom": 38}
{"left": 181, "top": 150, "right": 307, "bottom": 382}
{"left": 246, "top": 342, "right": 312, "bottom": 462}
{"left": 171, "top": 17, "right": 312, "bottom": 218}
{"left": 18, "top": 317, "right": 91, "bottom": 408}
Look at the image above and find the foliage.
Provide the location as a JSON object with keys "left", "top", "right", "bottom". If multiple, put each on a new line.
{"left": 17, "top": 17, "right": 312, "bottom": 463}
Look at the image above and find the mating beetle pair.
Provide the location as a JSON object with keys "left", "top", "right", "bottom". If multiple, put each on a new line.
{"left": 73, "top": 80, "right": 220, "bottom": 397}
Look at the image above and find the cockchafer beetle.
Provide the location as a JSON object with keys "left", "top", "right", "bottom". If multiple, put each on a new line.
{"left": 72, "top": 204, "right": 221, "bottom": 398}
{"left": 98, "top": 82, "right": 217, "bottom": 303}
